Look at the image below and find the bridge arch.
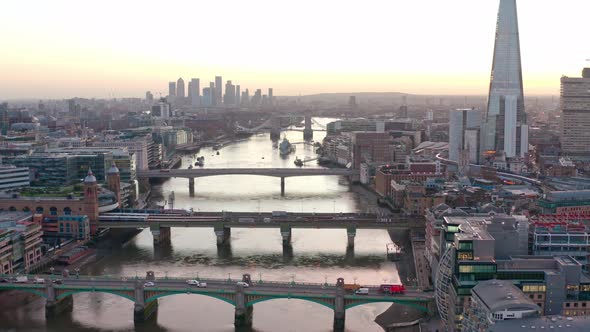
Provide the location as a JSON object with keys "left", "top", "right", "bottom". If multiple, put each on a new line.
{"left": 55, "top": 289, "right": 135, "bottom": 302}
{"left": 344, "top": 299, "right": 429, "bottom": 312}
{"left": 2, "top": 288, "right": 47, "bottom": 299}
{"left": 144, "top": 290, "right": 236, "bottom": 306}
{"left": 246, "top": 295, "right": 335, "bottom": 310}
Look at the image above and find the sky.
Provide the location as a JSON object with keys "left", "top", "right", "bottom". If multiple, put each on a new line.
{"left": 1, "top": 0, "right": 589, "bottom": 99}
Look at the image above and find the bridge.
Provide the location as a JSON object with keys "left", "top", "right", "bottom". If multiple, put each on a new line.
{"left": 0, "top": 273, "right": 434, "bottom": 331}
{"left": 236, "top": 112, "right": 321, "bottom": 140}
{"left": 137, "top": 168, "right": 359, "bottom": 195}
{"left": 97, "top": 211, "right": 424, "bottom": 247}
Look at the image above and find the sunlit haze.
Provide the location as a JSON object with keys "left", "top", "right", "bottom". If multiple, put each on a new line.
{"left": 1, "top": 0, "right": 589, "bottom": 99}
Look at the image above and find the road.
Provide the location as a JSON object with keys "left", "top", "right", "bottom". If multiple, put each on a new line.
{"left": 0, "top": 276, "right": 432, "bottom": 301}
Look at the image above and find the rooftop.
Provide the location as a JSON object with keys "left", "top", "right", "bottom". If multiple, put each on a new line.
{"left": 0, "top": 211, "right": 32, "bottom": 223}
{"left": 489, "top": 315, "right": 588, "bottom": 332}
{"left": 472, "top": 279, "right": 539, "bottom": 313}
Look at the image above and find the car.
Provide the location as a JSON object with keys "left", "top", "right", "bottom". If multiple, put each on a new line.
{"left": 144, "top": 282, "right": 155, "bottom": 287}
{"left": 236, "top": 281, "right": 249, "bottom": 288}
{"left": 186, "top": 279, "right": 206, "bottom": 287}
{"left": 53, "top": 279, "right": 63, "bottom": 285}
{"left": 0, "top": 278, "right": 8, "bottom": 283}
{"left": 33, "top": 278, "right": 45, "bottom": 284}
{"left": 355, "top": 287, "right": 369, "bottom": 295}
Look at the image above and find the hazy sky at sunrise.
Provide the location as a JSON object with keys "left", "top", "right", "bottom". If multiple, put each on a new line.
{"left": 1, "top": 0, "right": 589, "bottom": 99}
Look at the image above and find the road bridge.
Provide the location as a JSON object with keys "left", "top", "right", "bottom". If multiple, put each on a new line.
{"left": 0, "top": 273, "right": 434, "bottom": 331}
{"left": 97, "top": 211, "right": 424, "bottom": 248}
{"left": 137, "top": 168, "right": 359, "bottom": 196}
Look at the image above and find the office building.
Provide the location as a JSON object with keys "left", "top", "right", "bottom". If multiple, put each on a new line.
{"left": 0, "top": 212, "right": 43, "bottom": 273}
{"left": 209, "top": 82, "right": 216, "bottom": 106}
{"left": 0, "top": 166, "right": 30, "bottom": 191}
{"left": 463, "top": 279, "right": 540, "bottom": 332}
{"left": 202, "top": 87, "right": 212, "bottom": 107}
{"left": 188, "top": 78, "right": 200, "bottom": 107}
{"left": 561, "top": 68, "right": 590, "bottom": 156}
{"left": 449, "top": 108, "right": 481, "bottom": 163}
{"left": 224, "top": 81, "right": 236, "bottom": 105}
{"left": 145, "top": 91, "right": 154, "bottom": 103}
{"left": 168, "top": 82, "right": 176, "bottom": 97}
{"left": 530, "top": 221, "right": 590, "bottom": 271}
{"left": 235, "top": 85, "right": 241, "bottom": 106}
{"left": 537, "top": 190, "right": 590, "bottom": 214}
{"left": 480, "top": 0, "right": 528, "bottom": 159}
{"left": 215, "top": 76, "right": 222, "bottom": 105}
{"left": 176, "top": 77, "right": 185, "bottom": 98}
{"left": 151, "top": 100, "right": 171, "bottom": 119}
{"left": 268, "top": 88, "right": 273, "bottom": 104}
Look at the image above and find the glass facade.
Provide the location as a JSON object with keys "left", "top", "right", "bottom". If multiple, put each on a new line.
{"left": 482, "top": 0, "right": 527, "bottom": 158}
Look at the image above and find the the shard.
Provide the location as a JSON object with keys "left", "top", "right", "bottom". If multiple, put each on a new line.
{"left": 481, "top": 0, "right": 528, "bottom": 159}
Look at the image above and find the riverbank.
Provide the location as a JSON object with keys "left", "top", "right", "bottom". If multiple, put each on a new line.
{"left": 348, "top": 184, "right": 425, "bottom": 331}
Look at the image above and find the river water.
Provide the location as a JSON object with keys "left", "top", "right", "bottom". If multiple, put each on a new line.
{"left": 0, "top": 119, "right": 409, "bottom": 332}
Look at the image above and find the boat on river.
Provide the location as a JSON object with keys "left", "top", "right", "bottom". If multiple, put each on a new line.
{"left": 279, "top": 138, "right": 296, "bottom": 156}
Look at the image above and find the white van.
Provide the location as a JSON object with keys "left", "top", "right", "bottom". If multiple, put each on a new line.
{"left": 355, "top": 287, "right": 369, "bottom": 295}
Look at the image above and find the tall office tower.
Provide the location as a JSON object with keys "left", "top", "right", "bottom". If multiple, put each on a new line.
{"left": 176, "top": 78, "right": 185, "bottom": 98}
{"left": 202, "top": 88, "right": 212, "bottom": 107}
{"left": 268, "top": 88, "right": 273, "bottom": 104}
{"left": 168, "top": 82, "right": 176, "bottom": 97}
{"left": 145, "top": 91, "right": 154, "bottom": 103}
{"left": 209, "top": 82, "right": 216, "bottom": 106}
{"left": 224, "top": 81, "right": 236, "bottom": 105}
{"left": 242, "top": 89, "right": 250, "bottom": 105}
{"left": 215, "top": 76, "right": 222, "bottom": 105}
{"left": 449, "top": 108, "right": 482, "bottom": 163}
{"left": 251, "top": 89, "right": 262, "bottom": 105}
{"left": 561, "top": 68, "right": 590, "bottom": 156}
{"left": 188, "top": 78, "right": 200, "bottom": 107}
{"left": 0, "top": 103, "right": 8, "bottom": 136}
{"left": 236, "top": 85, "right": 241, "bottom": 106}
{"left": 480, "top": 0, "right": 528, "bottom": 159}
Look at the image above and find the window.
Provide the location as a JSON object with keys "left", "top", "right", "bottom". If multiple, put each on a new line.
{"left": 537, "top": 294, "right": 543, "bottom": 300}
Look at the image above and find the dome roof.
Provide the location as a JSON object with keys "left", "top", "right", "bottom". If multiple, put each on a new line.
{"left": 107, "top": 162, "right": 119, "bottom": 174}
{"left": 84, "top": 168, "right": 97, "bottom": 183}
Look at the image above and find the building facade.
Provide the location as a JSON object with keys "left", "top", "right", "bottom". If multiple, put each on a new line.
{"left": 561, "top": 68, "right": 590, "bottom": 156}
{"left": 480, "top": 0, "right": 529, "bottom": 159}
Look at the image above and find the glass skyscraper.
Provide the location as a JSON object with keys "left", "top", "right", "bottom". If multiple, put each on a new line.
{"left": 481, "top": 0, "right": 528, "bottom": 159}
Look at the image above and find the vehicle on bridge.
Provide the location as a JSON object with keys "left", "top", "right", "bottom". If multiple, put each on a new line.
{"left": 186, "top": 280, "right": 207, "bottom": 288}
{"left": 15, "top": 276, "right": 28, "bottom": 283}
{"left": 272, "top": 211, "right": 288, "bottom": 217}
{"left": 238, "top": 217, "right": 255, "bottom": 223}
{"left": 355, "top": 288, "right": 369, "bottom": 295}
{"left": 236, "top": 281, "right": 250, "bottom": 288}
{"left": 144, "top": 281, "right": 155, "bottom": 287}
{"left": 380, "top": 284, "right": 405, "bottom": 294}
{"left": 343, "top": 284, "right": 361, "bottom": 292}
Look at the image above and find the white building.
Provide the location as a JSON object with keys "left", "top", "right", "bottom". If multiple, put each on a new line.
{"left": 0, "top": 166, "right": 30, "bottom": 191}
{"left": 448, "top": 108, "right": 481, "bottom": 163}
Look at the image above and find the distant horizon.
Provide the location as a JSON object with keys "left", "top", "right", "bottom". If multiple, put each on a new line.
{"left": 1, "top": 0, "right": 588, "bottom": 99}
{"left": 0, "top": 90, "right": 561, "bottom": 103}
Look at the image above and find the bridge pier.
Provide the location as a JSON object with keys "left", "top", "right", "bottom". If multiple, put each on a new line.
{"left": 280, "top": 225, "right": 292, "bottom": 247}
{"left": 346, "top": 226, "right": 356, "bottom": 249}
{"left": 46, "top": 296, "right": 73, "bottom": 319}
{"left": 151, "top": 226, "right": 171, "bottom": 246}
{"left": 133, "top": 281, "right": 158, "bottom": 324}
{"left": 234, "top": 283, "right": 253, "bottom": 328}
{"left": 334, "top": 287, "right": 346, "bottom": 332}
{"left": 214, "top": 225, "right": 231, "bottom": 246}
{"left": 134, "top": 301, "right": 158, "bottom": 323}
{"left": 188, "top": 177, "right": 195, "bottom": 196}
{"left": 280, "top": 177, "right": 285, "bottom": 196}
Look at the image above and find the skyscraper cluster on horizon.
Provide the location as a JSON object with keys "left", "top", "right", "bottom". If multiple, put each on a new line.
{"left": 147, "top": 76, "right": 274, "bottom": 109}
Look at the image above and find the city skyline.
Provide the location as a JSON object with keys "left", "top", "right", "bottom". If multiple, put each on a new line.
{"left": 1, "top": 0, "right": 589, "bottom": 99}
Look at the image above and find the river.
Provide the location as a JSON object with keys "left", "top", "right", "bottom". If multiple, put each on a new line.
{"left": 0, "top": 119, "right": 410, "bottom": 332}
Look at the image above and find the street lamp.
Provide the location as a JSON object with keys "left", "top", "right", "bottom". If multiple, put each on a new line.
{"left": 291, "top": 274, "right": 296, "bottom": 285}
{"left": 228, "top": 272, "right": 232, "bottom": 282}
{"left": 353, "top": 276, "right": 358, "bottom": 285}
{"left": 324, "top": 275, "right": 328, "bottom": 286}
{"left": 259, "top": 272, "right": 262, "bottom": 284}
{"left": 165, "top": 271, "right": 168, "bottom": 280}
{"left": 50, "top": 267, "right": 55, "bottom": 279}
